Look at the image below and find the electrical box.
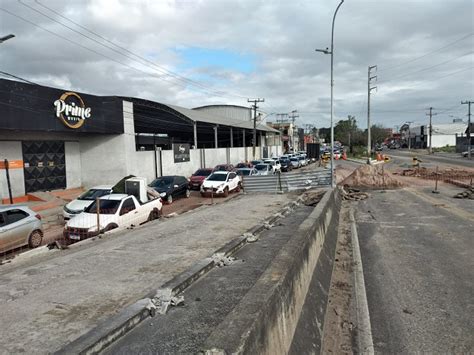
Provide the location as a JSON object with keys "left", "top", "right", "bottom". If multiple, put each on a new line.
{"left": 125, "top": 177, "right": 147, "bottom": 203}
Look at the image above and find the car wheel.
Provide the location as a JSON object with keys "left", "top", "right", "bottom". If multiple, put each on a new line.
{"left": 147, "top": 209, "right": 160, "bottom": 221}
{"left": 185, "top": 189, "right": 191, "bottom": 198}
{"left": 167, "top": 194, "right": 173, "bottom": 204}
{"left": 223, "top": 187, "right": 229, "bottom": 197}
{"left": 236, "top": 183, "right": 241, "bottom": 193}
{"left": 28, "top": 230, "right": 43, "bottom": 248}
{"left": 104, "top": 223, "right": 118, "bottom": 231}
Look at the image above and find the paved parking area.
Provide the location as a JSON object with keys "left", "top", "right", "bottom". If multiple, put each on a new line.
{"left": 0, "top": 192, "right": 296, "bottom": 354}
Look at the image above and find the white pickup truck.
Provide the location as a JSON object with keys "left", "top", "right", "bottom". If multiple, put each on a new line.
{"left": 63, "top": 193, "right": 162, "bottom": 241}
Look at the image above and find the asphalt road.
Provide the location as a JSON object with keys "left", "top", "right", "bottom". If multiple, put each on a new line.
{"left": 386, "top": 149, "right": 474, "bottom": 169}
{"left": 355, "top": 187, "right": 473, "bottom": 353}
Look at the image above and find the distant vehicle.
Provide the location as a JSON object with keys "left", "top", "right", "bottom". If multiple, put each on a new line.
{"left": 64, "top": 193, "right": 162, "bottom": 241}
{"left": 189, "top": 168, "right": 213, "bottom": 190}
{"left": 250, "top": 160, "right": 263, "bottom": 166}
{"left": 213, "top": 164, "right": 235, "bottom": 172}
{"left": 297, "top": 155, "right": 308, "bottom": 166}
{"left": 149, "top": 176, "right": 190, "bottom": 204}
{"left": 290, "top": 157, "right": 301, "bottom": 169}
{"left": 63, "top": 185, "right": 114, "bottom": 220}
{"left": 279, "top": 158, "right": 293, "bottom": 172}
{"left": 237, "top": 168, "right": 258, "bottom": 176}
{"left": 254, "top": 164, "right": 273, "bottom": 175}
{"left": 201, "top": 171, "right": 241, "bottom": 197}
{"left": 263, "top": 159, "right": 281, "bottom": 173}
{"left": 0, "top": 206, "right": 43, "bottom": 254}
{"left": 461, "top": 148, "right": 474, "bottom": 157}
{"left": 235, "top": 162, "right": 252, "bottom": 169}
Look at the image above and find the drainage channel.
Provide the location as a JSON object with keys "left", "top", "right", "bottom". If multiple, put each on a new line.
{"left": 102, "top": 204, "right": 316, "bottom": 354}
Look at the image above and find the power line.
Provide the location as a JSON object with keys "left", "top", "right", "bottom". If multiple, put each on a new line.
{"left": 0, "top": 70, "right": 38, "bottom": 85}
{"left": 379, "top": 32, "right": 474, "bottom": 72}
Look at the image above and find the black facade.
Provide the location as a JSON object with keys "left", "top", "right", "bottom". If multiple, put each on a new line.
{"left": 0, "top": 79, "right": 124, "bottom": 134}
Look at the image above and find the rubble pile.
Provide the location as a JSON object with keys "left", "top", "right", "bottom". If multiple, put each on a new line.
{"left": 341, "top": 164, "right": 404, "bottom": 189}
{"left": 341, "top": 185, "right": 369, "bottom": 201}
{"left": 453, "top": 186, "right": 474, "bottom": 199}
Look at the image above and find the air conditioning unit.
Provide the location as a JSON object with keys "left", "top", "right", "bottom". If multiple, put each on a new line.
{"left": 125, "top": 177, "right": 147, "bottom": 203}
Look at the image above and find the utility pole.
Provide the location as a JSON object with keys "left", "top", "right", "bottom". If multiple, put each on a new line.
{"left": 461, "top": 100, "right": 472, "bottom": 159}
{"left": 367, "top": 65, "right": 377, "bottom": 163}
{"left": 248, "top": 98, "right": 265, "bottom": 159}
{"left": 426, "top": 107, "right": 437, "bottom": 154}
{"left": 289, "top": 110, "right": 299, "bottom": 151}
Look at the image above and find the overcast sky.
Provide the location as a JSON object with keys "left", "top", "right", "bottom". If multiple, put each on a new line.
{"left": 1, "top": 0, "right": 473, "bottom": 130}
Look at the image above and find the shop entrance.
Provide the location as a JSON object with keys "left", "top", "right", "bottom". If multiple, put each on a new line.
{"left": 22, "top": 141, "right": 66, "bottom": 193}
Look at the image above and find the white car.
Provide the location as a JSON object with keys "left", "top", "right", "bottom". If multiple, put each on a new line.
{"left": 254, "top": 164, "right": 273, "bottom": 175}
{"left": 63, "top": 185, "right": 113, "bottom": 220}
{"left": 200, "top": 171, "right": 241, "bottom": 197}
{"left": 263, "top": 159, "right": 281, "bottom": 173}
{"left": 0, "top": 206, "right": 43, "bottom": 253}
{"left": 63, "top": 194, "right": 162, "bottom": 241}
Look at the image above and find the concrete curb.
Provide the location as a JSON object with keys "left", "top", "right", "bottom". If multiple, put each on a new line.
{"left": 201, "top": 188, "right": 340, "bottom": 354}
{"left": 56, "top": 194, "right": 307, "bottom": 355}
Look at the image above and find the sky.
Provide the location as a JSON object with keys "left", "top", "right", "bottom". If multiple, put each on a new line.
{"left": 0, "top": 0, "right": 473, "bottom": 131}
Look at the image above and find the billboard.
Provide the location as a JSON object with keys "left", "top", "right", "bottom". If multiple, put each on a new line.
{"left": 173, "top": 143, "right": 190, "bottom": 163}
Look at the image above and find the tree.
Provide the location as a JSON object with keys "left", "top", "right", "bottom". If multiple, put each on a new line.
{"left": 334, "top": 115, "right": 358, "bottom": 146}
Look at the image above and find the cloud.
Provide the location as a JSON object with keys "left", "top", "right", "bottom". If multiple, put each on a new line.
{"left": 0, "top": 0, "right": 472, "bottom": 130}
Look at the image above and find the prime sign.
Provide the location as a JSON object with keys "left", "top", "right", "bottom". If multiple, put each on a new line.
{"left": 54, "top": 92, "right": 91, "bottom": 129}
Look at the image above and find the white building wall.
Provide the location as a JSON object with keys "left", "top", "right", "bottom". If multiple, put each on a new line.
{"left": 432, "top": 135, "right": 456, "bottom": 148}
{"left": 65, "top": 141, "right": 82, "bottom": 189}
{"left": 0, "top": 141, "right": 24, "bottom": 201}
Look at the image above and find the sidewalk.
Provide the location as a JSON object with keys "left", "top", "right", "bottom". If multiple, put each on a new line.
{"left": 0, "top": 193, "right": 294, "bottom": 354}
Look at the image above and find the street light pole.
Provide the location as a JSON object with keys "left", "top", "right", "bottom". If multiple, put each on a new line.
{"left": 0, "top": 34, "right": 15, "bottom": 43}
{"left": 316, "top": 0, "right": 344, "bottom": 188}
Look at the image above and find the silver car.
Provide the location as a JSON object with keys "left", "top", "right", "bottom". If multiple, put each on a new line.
{"left": 254, "top": 164, "right": 273, "bottom": 175}
{"left": 0, "top": 206, "right": 43, "bottom": 254}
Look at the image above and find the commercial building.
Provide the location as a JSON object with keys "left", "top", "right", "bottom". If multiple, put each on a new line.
{"left": 0, "top": 79, "right": 280, "bottom": 201}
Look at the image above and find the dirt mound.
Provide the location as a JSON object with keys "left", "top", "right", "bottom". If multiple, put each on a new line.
{"left": 341, "top": 164, "right": 404, "bottom": 189}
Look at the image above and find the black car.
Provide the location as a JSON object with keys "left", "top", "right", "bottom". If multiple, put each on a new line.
{"left": 149, "top": 175, "right": 190, "bottom": 204}
{"left": 279, "top": 158, "right": 293, "bottom": 172}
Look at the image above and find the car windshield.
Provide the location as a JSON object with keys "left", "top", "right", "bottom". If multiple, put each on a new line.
{"left": 194, "top": 169, "right": 211, "bottom": 176}
{"left": 290, "top": 158, "right": 298, "bottom": 161}
{"left": 78, "top": 189, "right": 110, "bottom": 201}
{"left": 239, "top": 169, "right": 251, "bottom": 176}
{"left": 85, "top": 199, "right": 121, "bottom": 214}
{"left": 255, "top": 164, "right": 268, "bottom": 171}
{"left": 207, "top": 173, "right": 227, "bottom": 181}
{"left": 150, "top": 177, "right": 173, "bottom": 189}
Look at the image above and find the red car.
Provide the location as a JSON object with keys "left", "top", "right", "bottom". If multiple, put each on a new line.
{"left": 188, "top": 168, "right": 213, "bottom": 190}
{"left": 213, "top": 164, "right": 236, "bottom": 172}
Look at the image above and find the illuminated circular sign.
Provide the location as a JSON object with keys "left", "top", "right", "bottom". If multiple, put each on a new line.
{"left": 53, "top": 92, "right": 91, "bottom": 129}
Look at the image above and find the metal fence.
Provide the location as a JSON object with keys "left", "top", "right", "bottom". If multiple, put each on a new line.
{"left": 242, "top": 169, "right": 331, "bottom": 193}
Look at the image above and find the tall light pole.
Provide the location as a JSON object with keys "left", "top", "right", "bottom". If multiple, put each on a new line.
{"left": 316, "top": 0, "right": 344, "bottom": 188}
{"left": 0, "top": 34, "right": 15, "bottom": 43}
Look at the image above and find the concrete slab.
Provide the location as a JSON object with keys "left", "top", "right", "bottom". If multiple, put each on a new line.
{"left": 0, "top": 192, "right": 296, "bottom": 354}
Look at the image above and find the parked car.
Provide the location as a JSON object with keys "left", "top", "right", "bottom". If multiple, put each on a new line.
{"left": 263, "top": 159, "right": 281, "bottom": 173}
{"left": 237, "top": 168, "right": 258, "bottom": 177}
{"left": 63, "top": 185, "right": 114, "bottom": 220}
{"left": 461, "top": 148, "right": 474, "bottom": 157}
{"left": 149, "top": 175, "right": 190, "bottom": 204}
{"left": 290, "top": 157, "right": 301, "bottom": 169}
{"left": 0, "top": 206, "right": 43, "bottom": 253}
{"left": 254, "top": 164, "right": 273, "bottom": 175}
{"left": 213, "top": 164, "right": 235, "bottom": 172}
{"left": 235, "top": 162, "right": 252, "bottom": 168}
{"left": 189, "top": 168, "right": 213, "bottom": 190}
{"left": 297, "top": 155, "right": 308, "bottom": 166}
{"left": 250, "top": 160, "right": 263, "bottom": 166}
{"left": 200, "top": 171, "right": 241, "bottom": 197}
{"left": 64, "top": 193, "right": 162, "bottom": 241}
{"left": 279, "top": 158, "right": 293, "bottom": 172}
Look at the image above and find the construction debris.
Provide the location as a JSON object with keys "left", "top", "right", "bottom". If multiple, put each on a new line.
{"left": 301, "top": 190, "right": 325, "bottom": 206}
{"left": 341, "top": 164, "right": 404, "bottom": 189}
{"left": 453, "top": 186, "right": 474, "bottom": 199}
{"left": 341, "top": 185, "right": 369, "bottom": 201}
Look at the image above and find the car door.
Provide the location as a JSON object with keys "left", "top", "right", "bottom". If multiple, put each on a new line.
{"left": 118, "top": 197, "right": 139, "bottom": 227}
{"left": 0, "top": 209, "right": 32, "bottom": 251}
{"left": 227, "top": 172, "right": 237, "bottom": 190}
{"left": 177, "top": 177, "right": 188, "bottom": 196}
